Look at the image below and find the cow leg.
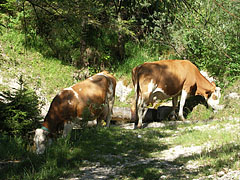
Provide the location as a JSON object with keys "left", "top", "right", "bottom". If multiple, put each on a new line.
{"left": 178, "top": 90, "right": 188, "bottom": 120}
{"left": 63, "top": 122, "right": 73, "bottom": 138}
{"left": 136, "top": 96, "right": 148, "bottom": 128}
{"left": 172, "top": 96, "right": 178, "bottom": 110}
{"left": 106, "top": 97, "right": 114, "bottom": 127}
{"left": 169, "top": 96, "right": 178, "bottom": 119}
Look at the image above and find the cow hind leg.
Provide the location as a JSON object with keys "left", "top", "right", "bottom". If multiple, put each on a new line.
{"left": 136, "top": 96, "right": 148, "bottom": 128}
{"left": 106, "top": 97, "right": 114, "bottom": 127}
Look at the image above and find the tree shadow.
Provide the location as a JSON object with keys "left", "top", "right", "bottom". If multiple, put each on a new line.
{"left": 0, "top": 125, "right": 174, "bottom": 179}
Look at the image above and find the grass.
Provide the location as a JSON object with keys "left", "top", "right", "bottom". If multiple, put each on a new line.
{"left": 1, "top": 23, "right": 240, "bottom": 179}
{"left": 1, "top": 116, "right": 240, "bottom": 179}
{"left": 0, "top": 127, "right": 168, "bottom": 179}
{"left": 0, "top": 28, "right": 77, "bottom": 101}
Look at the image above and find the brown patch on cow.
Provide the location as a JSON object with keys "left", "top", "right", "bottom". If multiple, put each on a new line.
{"left": 212, "top": 94, "right": 217, "bottom": 100}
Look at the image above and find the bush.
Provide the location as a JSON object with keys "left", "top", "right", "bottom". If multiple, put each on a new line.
{"left": 0, "top": 76, "right": 41, "bottom": 136}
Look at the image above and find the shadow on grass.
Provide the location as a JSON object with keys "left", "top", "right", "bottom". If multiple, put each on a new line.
{"left": 0, "top": 126, "right": 171, "bottom": 180}
{"left": 2, "top": 123, "right": 237, "bottom": 180}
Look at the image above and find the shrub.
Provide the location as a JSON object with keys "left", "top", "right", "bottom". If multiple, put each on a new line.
{"left": 0, "top": 76, "right": 41, "bottom": 136}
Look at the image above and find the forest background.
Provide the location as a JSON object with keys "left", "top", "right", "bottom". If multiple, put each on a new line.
{"left": 0, "top": 0, "right": 239, "bottom": 85}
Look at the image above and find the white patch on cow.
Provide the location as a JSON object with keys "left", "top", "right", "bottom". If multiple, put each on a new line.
{"left": 72, "top": 89, "right": 79, "bottom": 99}
{"left": 147, "top": 79, "right": 155, "bottom": 93}
{"left": 68, "top": 100, "right": 72, "bottom": 105}
{"left": 207, "top": 86, "right": 221, "bottom": 110}
{"left": 34, "top": 129, "right": 48, "bottom": 154}
{"left": 78, "top": 88, "right": 82, "bottom": 92}
{"left": 97, "top": 72, "right": 112, "bottom": 81}
{"left": 63, "top": 87, "right": 79, "bottom": 99}
{"left": 136, "top": 95, "right": 148, "bottom": 128}
{"left": 179, "top": 90, "right": 188, "bottom": 120}
{"left": 63, "top": 87, "right": 72, "bottom": 91}
{"left": 97, "top": 72, "right": 104, "bottom": 76}
{"left": 89, "top": 77, "right": 93, "bottom": 81}
{"left": 109, "top": 82, "right": 114, "bottom": 100}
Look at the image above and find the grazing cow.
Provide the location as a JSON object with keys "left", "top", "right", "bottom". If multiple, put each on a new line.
{"left": 131, "top": 60, "right": 221, "bottom": 128}
{"left": 34, "top": 71, "right": 116, "bottom": 154}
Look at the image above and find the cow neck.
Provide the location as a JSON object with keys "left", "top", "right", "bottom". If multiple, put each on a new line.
{"left": 196, "top": 72, "right": 215, "bottom": 98}
{"left": 42, "top": 121, "right": 50, "bottom": 133}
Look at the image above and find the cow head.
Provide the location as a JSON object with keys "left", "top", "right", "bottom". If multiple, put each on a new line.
{"left": 207, "top": 84, "right": 223, "bottom": 111}
{"left": 34, "top": 128, "right": 49, "bottom": 154}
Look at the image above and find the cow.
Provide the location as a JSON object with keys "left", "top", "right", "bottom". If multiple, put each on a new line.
{"left": 34, "top": 71, "right": 116, "bottom": 154}
{"left": 131, "top": 60, "right": 222, "bottom": 128}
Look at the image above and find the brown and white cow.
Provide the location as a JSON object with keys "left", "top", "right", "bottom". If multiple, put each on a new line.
{"left": 131, "top": 60, "right": 221, "bottom": 128}
{"left": 34, "top": 71, "right": 116, "bottom": 154}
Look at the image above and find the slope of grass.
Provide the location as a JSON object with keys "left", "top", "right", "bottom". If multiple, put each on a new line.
{"left": 0, "top": 29, "right": 77, "bottom": 101}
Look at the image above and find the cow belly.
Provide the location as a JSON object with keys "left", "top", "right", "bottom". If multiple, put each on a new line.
{"left": 152, "top": 87, "right": 171, "bottom": 101}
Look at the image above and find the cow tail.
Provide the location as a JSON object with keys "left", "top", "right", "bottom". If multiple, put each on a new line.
{"left": 131, "top": 66, "right": 140, "bottom": 124}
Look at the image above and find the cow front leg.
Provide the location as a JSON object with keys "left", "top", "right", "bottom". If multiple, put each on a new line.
{"left": 178, "top": 90, "right": 188, "bottom": 121}
{"left": 63, "top": 122, "right": 73, "bottom": 138}
{"left": 169, "top": 96, "right": 178, "bottom": 120}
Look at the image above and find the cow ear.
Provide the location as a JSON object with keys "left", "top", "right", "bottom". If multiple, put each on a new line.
{"left": 215, "top": 87, "right": 221, "bottom": 92}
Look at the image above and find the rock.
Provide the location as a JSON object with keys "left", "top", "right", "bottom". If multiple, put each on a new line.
{"left": 115, "top": 81, "right": 132, "bottom": 102}
{"left": 225, "top": 92, "right": 240, "bottom": 100}
{"left": 200, "top": 71, "right": 215, "bottom": 83}
{"left": 112, "top": 107, "right": 158, "bottom": 123}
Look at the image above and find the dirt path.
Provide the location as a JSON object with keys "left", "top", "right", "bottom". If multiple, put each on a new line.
{"left": 62, "top": 121, "right": 240, "bottom": 180}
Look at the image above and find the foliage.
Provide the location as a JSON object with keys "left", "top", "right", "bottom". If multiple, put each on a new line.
{"left": 147, "top": 0, "right": 240, "bottom": 83}
{"left": 0, "top": 76, "right": 41, "bottom": 136}
{"left": 0, "top": 0, "right": 239, "bottom": 84}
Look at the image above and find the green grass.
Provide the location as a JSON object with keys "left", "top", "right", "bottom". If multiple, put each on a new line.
{"left": 1, "top": 22, "right": 240, "bottom": 180}
{"left": 1, "top": 117, "right": 240, "bottom": 179}
{"left": 0, "top": 127, "right": 169, "bottom": 179}
{"left": 0, "top": 29, "right": 76, "bottom": 101}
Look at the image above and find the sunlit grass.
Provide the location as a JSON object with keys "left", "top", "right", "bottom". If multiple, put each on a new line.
{"left": 0, "top": 29, "right": 77, "bottom": 101}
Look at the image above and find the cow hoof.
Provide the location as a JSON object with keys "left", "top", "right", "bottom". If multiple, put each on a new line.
{"left": 179, "top": 117, "right": 185, "bottom": 121}
{"left": 134, "top": 124, "right": 142, "bottom": 129}
{"left": 137, "top": 125, "right": 143, "bottom": 129}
